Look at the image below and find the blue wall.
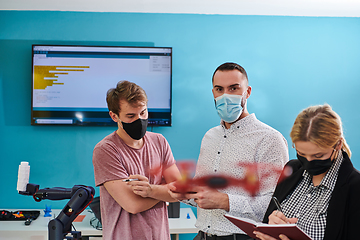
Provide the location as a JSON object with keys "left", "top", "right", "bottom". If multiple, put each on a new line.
{"left": 1, "top": 10, "right": 360, "bottom": 239}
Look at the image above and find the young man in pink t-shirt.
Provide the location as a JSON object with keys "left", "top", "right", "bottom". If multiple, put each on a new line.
{"left": 93, "top": 80, "right": 181, "bottom": 240}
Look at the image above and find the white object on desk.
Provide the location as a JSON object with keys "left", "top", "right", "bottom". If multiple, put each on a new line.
{"left": 0, "top": 208, "right": 197, "bottom": 240}
{"left": 16, "top": 161, "right": 30, "bottom": 192}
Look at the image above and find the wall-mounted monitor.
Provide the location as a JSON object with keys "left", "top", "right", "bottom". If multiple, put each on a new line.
{"left": 31, "top": 45, "right": 172, "bottom": 126}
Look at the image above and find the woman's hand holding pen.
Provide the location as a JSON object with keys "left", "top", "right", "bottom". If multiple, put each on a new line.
{"left": 268, "top": 210, "right": 298, "bottom": 225}
{"left": 253, "top": 197, "right": 298, "bottom": 240}
{"left": 253, "top": 211, "right": 297, "bottom": 240}
{"left": 270, "top": 197, "right": 298, "bottom": 224}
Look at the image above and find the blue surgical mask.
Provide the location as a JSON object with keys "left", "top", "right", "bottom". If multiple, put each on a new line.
{"left": 215, "top": 93, "right": 244, "bottom": 123}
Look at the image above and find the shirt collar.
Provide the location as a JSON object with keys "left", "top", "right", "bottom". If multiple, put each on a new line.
{"left": 220, "top": 113, "right": 256, "bottom": 131}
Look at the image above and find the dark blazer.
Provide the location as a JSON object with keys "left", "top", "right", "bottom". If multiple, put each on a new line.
{"left": 263, "top": 151, "right": 360, "bottom": 240}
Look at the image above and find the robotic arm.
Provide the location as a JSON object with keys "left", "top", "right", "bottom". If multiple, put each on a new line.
{"left": 20, "top": 183, "right": 95, "bottom": 240}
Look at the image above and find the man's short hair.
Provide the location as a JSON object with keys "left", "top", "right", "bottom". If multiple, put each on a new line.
{"left": 212, "top": 62, "right": 248, "bottom": 83}
{"left": 106, "top": 80, "right": 148, "bottom": 115}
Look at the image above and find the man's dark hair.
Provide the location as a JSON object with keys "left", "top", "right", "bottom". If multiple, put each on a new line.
{"left": 212, "top": 62, "right": 248, "bottom": 83}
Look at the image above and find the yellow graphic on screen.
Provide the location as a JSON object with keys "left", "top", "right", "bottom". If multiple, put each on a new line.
{"left": 34, "top": 65, "right": 90, "bottom": 89}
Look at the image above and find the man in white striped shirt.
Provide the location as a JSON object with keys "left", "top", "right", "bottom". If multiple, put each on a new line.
{"left": 169, "top": 62, "right": 288, "bottom": 240}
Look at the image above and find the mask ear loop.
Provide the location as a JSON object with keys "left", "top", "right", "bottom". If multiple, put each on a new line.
{"left": 240, "top": 88, "right": 248, "bottom": 108}
{"left": 333, "top": 139, "right": 343, "bottom": 160}
{"left": 116, "top": 116, "right": 125, "bottom": 129}
{"left": 112, "top": 113, "right": 125, "bottom": 130}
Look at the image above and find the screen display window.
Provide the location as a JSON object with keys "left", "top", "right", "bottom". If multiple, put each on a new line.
{"left": 31, "top": 45, "right": 172, "bottom": 126}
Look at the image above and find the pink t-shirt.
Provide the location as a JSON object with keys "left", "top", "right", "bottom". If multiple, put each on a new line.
{"left": 93, "top": 131, "right": 175, "bottom": 240}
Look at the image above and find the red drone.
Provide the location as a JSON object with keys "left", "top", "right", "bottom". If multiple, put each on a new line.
{"left": 169, "top": 161, "right": 292, "bottom": 197}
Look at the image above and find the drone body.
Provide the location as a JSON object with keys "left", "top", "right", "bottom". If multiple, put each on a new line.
{"left": 170, "top": 161, "right": 292, "bottom": 197}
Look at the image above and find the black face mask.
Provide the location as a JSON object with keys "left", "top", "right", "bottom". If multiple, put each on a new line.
{"left": 297, "top": 150, "right": 335, "bottom": 176}
{"left": 121, "top": 118, "right": 148, "bottom": 140}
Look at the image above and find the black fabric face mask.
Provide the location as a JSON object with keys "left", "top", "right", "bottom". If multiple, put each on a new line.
{"left": 297, "top": 151, "right": 335, "bottom": 176}
{"left": 121, "top": 118, "right": 148, "bottom": 140}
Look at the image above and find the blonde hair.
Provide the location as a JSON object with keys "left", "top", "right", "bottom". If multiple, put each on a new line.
{"left": 290, "top": 104, "right": 351, "bottom": 157}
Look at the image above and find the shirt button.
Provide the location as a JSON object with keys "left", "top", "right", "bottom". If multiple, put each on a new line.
{"left": 218, "top": 152, "right": 220, "bottom": 154}
{"left": 224, "top": 135, "right": 226, "bottom": 138}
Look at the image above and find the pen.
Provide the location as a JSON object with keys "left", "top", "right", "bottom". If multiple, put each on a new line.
{"left": 122, "top": 178, "right": 139, "bottom": 182}
{"left": 272, "top": 196, "right": 283, "bottom": 212}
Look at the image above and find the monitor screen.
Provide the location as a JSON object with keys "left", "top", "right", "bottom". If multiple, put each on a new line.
{"left": 31, "top": 45, "right": 172, "bottom": 126}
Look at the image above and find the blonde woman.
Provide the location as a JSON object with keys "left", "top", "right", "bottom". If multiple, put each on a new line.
{"left": 256, "top": 104, "right": 360, "bottom": 240}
